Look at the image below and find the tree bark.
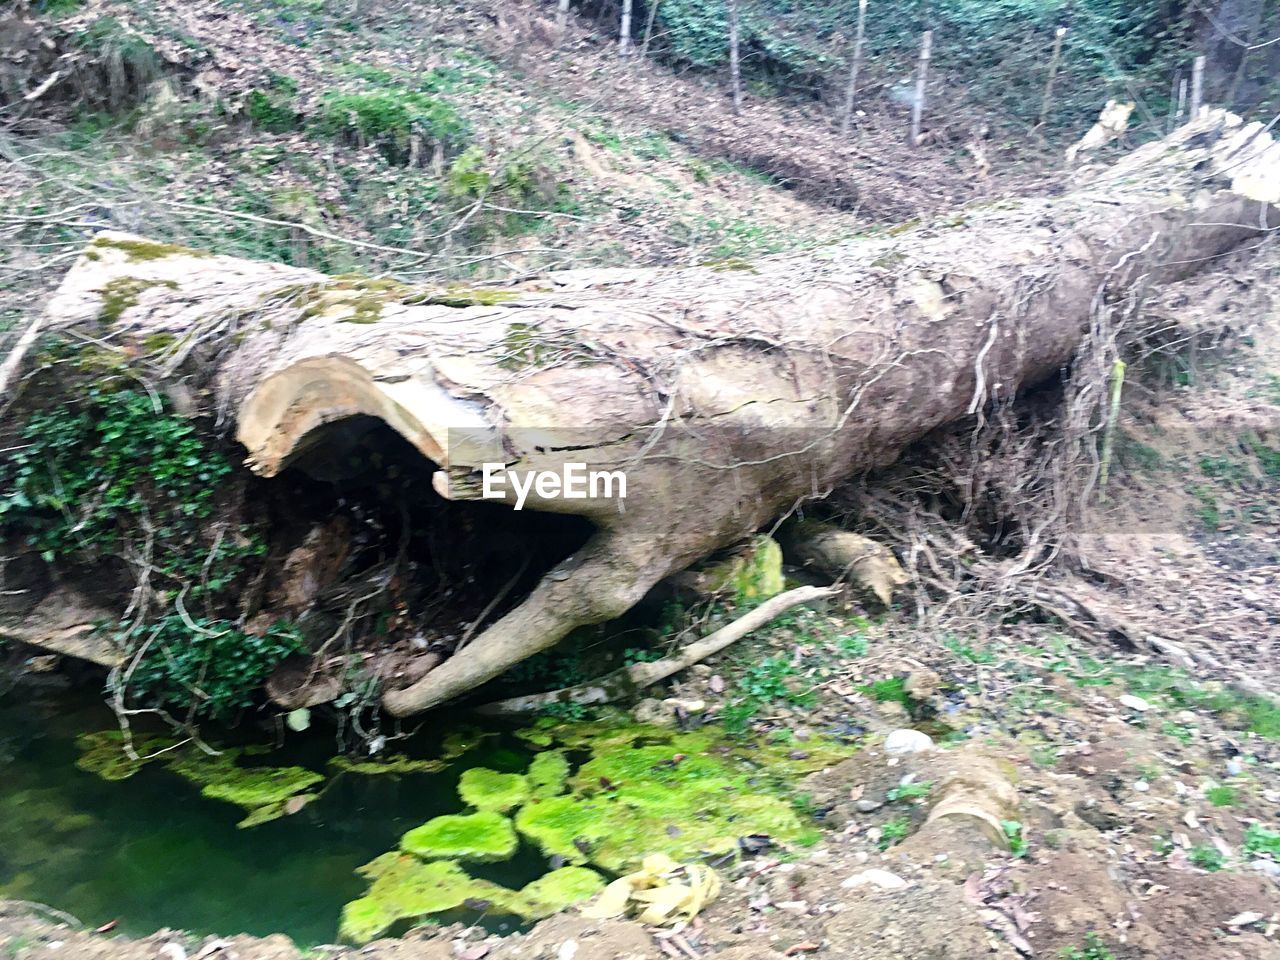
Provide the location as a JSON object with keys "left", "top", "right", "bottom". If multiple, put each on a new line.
{"left": 619, "top": 0, "right": 634, "bottom": 54}
{"left": 839, "top": 0, "right": 869, "bottom": 136}
{"left": 33, "top": 112, "right": 1280, "bottom": 715}
{"left": 727, "top": 0, "right": 742, "bottom": 115}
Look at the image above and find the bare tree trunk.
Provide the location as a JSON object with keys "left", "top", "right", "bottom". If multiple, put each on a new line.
{"left": 641, "top": 0, "right": 661, "bottom": 57}
{"left": 0, "top": 313, "right": 45, "bottom": 399}
{"left": 910, "top": 29, "right": 932, "bottom": 146}
{"left": 557, "top": 0, "right": 571, "bottom": 32}
{"left": 1037, "top": 26, "right": 1067, "bottom": 129}
{"left": 619, "top": 0, "right": 633, "bottom": 54}
{"left": 839, "top": 0, "right": 869, "bottom": 136}
{"left": 30, "top": 113, "right": 1280, "bottom": 714}
{"left": 1190, "top": 54, "right": 1206, "bottom": 119}
{"left": 727, "top": 0, "right": 743, "bottom": 115}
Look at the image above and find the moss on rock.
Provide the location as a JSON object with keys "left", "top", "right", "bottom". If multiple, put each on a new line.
{"left": 695, "top": 535, "right": 784, "bottom": 602}
{"left": 90, "top": 236, "right": 208, "bottom": 262}
{"left": 98, "top": 277, "right": 178, "bottom": 323}
{"left": 457, "top": 767, "right": 530, "bottom": 812}
{"left": 400, "top": 810, "right": 518, "bottom": 863}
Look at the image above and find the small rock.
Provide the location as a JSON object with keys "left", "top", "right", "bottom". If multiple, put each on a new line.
{"left": 1118, "top": 694, "right": 1150, "bottom": 712}
{"left": 633, "top": 698, "right": 677, "bottom": 727}
{"left": 1226, "top": 759, "right": 1244, "bottom": 777}
{"left": 557, "top": 941, "right": 578, "bottom": 960}
{"left": 709, "top": 674, "right": 726, "bottom": 693}
{"left": 884, "top": 729, "right": 934, "bottom": 755}
{"left": 1225, "top": 911, "right": 1264, "bottom": 929}
{"left": 904, "top": 668, "right": 941, "bottom": 700}
{"left": 1250, "top": 859, "right": 1280, "bottom": 878}
{"left": 663, "top": 697, "right": 707, "bottom": 715}
{"left": 855, "top": 798, "right": 885, "bottom": 813}
{"left": 1132, "top": 780, "right": 1150, "bottom": 793}
{"left": 841, "top": 869, "right": 908, "bottom": 891}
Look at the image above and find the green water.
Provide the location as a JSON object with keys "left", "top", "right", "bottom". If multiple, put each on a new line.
{"left": 0, "top": 677, "right": 543, "bottom": 945}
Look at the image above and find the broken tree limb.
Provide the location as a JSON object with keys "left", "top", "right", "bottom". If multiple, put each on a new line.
{"left": 479, "top": 584, "right": 838, "bottom": 715}
{"left": 778, "top": 520, "right": 909, "bottom": 605}
{"left": 28, "top": 111, "right": 1280, "bottom": 715}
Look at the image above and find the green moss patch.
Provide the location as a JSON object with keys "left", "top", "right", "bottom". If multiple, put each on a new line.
{"left": 457, "top": 767, "right": 529, "bottom": 812}
{"left": 98, "top": 277, "right": 178, "bottom": 323}
{"left": 403, "top": 286, "right": 519, "bottom": 308}
{"left": 75, "top": 732, "right": 324, "bottom": 828}
{"left": 340, "top": 720, "right": 851, "bottom": 943}
{"left": 74, "top": 731, "right": 175, "bottom": 781}
{"left": 400, "top": 811, "right": 518, "bottom": 863}
{"left": 339, "top": 857, "right": 604, "bottom": 942}
{"left": 695, "top": 535, "right": 784, "bottom": 602}
{"left": 329, "top": 755, "right": 448, "bottom": 776}
{"left": 90, "top": 236, "right": 208, "bottom": 261}
{"left": 527, "top": 750, "right": 570, "bottom": 798}
{"left": 516, "top": 866, "right": 605, "bottom": 918}
{"left": 512, "top": 724, "right": 841, "bottom": 873}
{"left": 339, "top": 857, "right": 494, "bottom": 942}
{"left": 163, "top": 748, "right": 322, "bottom": 828}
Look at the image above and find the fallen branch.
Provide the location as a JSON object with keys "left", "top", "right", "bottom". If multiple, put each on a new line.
{"left": 478, "top": 584, "right": 837, "bottom": 715}
{"left": 0, "top": 312, "right": 44, "bottom": 399}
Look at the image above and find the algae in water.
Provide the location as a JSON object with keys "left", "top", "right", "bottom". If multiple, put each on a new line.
{"left": 457, "top": 767, "right": 530, "bottom": 812}
{"left": 399, "top": 811, "right": 519, "bottom": 863}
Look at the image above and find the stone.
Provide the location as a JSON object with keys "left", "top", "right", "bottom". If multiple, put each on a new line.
{"left": 904, "top": 669, "right": 941, "bottom": 700}
{"left": 632, "top": 698, "right": 678, "bottom": 727}
{"left": 884, "top": 729, "right": 934, "bottom": 756}
{"left": 841, "top": 869, "right": 908, "bottom": 891}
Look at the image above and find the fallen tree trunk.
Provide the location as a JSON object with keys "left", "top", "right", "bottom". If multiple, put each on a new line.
{"left": 31, "top": 111, "right": 1280, "bottom": 716}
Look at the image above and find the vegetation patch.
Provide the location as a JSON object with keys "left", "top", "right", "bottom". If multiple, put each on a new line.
{"left": 74, "top": 733, "right": 322, "bottom": 828}
{"left": 339, "top": 855, "right": 602, "bottom": 943}
{"left": 328, "top": 755, "right": 448, "bottom": 776}
{"left": 516, "top": 866, "right": 605, "bottom": 918}
{"left": 527, "top": 750, "right": 570, "bottom": 798}
{"left": 312, "top": 90, "right": 469, "bottom": 165}
{"left": 90, "top": 235, "right": 206, "bottom": 262}
{"left": 400, "top": 810, "right": 518, "bottom": 863}
{"left": 511, "top": 722, "right": 839, "bottom": 873}
{"left": 98, "top": 277, "right": 178, "bottom": 323}
{"left": 457, "top": 767, "right": 530, "bottom": 813}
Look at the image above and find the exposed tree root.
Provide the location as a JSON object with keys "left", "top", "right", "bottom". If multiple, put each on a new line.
{"left": 479, "top": 584, "right": 838, "bottom": 715}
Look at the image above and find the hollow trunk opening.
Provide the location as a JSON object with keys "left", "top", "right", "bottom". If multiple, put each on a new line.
{"left": 257, "top": 417, "right": 596, "bottom": 704}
